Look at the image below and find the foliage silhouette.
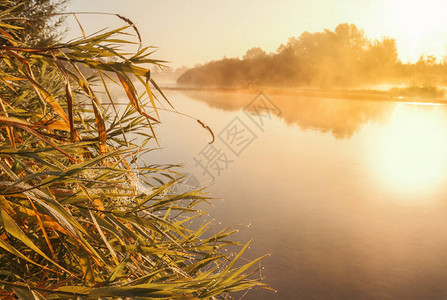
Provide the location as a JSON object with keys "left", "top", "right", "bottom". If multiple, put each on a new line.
{"left": 178, "top": 23, "right": 446, "bottom": 89}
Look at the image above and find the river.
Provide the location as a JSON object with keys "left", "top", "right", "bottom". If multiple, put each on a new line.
{"left": 129, "top": 89, "right": 447, "bottom": 299}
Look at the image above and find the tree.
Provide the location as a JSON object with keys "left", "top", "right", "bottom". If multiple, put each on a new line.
{"left": 243, "top": 47, "right": 267, "bottom": 60}
{"left": 362, "top": 38, "right": 398, "bottom": 81}
{"left": 0, "top": 0, "right": 68, "bottom": 46}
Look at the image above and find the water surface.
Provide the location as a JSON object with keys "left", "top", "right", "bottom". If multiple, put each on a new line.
{"left": 145, "top": 89, "right": 447, "bottom": 299}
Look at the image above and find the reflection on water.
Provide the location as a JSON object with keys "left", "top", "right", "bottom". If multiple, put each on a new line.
{"left": 148, "top": 90, "right": 447, "bottom": 299}
{"left": 181, "top": 90, "right": 394, "bottom": 138}
{"left": 371, "top": 104, "right": 447, "bottom": 194}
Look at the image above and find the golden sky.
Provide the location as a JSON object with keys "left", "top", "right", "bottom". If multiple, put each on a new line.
{"left": 67, "top": 0, "right": 447, "bottom": 67}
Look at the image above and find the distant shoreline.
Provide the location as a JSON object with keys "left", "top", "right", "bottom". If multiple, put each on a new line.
{"left": 161, "top": 85, "right": 447, "bottom": 105}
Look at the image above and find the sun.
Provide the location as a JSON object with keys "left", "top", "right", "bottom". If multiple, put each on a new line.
{"left": 371, "top": 103, "right": 447, "bottom": 194}
{"left": 385, "top": 0, "right": 447, "bottom": 61}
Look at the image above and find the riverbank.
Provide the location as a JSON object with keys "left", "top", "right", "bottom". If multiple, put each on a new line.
{"left": 161, "top": 85, "right": 447, "bottom": 104}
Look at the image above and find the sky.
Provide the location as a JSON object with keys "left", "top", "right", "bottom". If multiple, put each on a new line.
{"left": 67, "top": 0, "right": 447, "bottom": 68}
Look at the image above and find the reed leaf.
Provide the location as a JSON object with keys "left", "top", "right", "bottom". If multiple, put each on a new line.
{"left": 0, "top": 3, "right": 266, "bottom": 299}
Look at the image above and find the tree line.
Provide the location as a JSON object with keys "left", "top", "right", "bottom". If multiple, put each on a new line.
{"left": 177, "top": 23, "right": 447, "bottom": 88}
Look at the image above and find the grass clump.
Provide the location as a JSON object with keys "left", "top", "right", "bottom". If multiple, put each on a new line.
{"left": 389, "top": 85, "right": 445, "bottom": 99}
{"left": 0, "top": 2, "right": 266, "bottom": 299}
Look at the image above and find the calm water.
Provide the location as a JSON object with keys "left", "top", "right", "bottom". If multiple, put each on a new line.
{"left": 142, "top": 89, "right": 447, "bottom": 299}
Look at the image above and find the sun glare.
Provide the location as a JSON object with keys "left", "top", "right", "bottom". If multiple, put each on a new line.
{"left": 387, "top": 0, "right": 447, "bottom": 61}
{"left": 372, "top": 104, "right": 447, "bottom": 194}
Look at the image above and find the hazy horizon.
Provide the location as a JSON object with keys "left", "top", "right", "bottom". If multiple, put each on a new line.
{"left": 67, "top": 0, "right": 447, "bottom": 68}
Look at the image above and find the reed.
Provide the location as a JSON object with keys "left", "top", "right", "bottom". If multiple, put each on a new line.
{"left": 0, "top": 2, "right": 266, "bottom": 298}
